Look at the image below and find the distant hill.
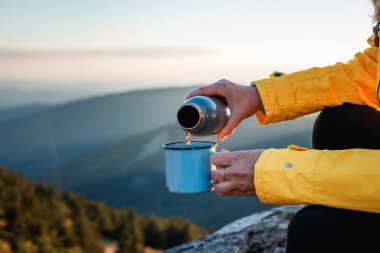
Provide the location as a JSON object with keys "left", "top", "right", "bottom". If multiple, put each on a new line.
{"left": 0, "top": 84, "right": 94, "bottom": 108}
{"left": 0, "top": 86, "right": 196, "bottom": 172}
{"left": 0, "top": 104, "right": 49, "bottom": 122}
{"left": 0, "top": 86, "right": 317, "bottom": 228}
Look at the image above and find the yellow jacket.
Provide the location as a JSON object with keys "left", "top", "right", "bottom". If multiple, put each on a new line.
{"left": 253, "top": 36, "right": 380, "bottom": 213}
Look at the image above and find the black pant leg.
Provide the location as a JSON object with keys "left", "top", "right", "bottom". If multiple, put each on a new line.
{"left": 286, "top": 104, "right": 380, "bottom": 253}
{"left": 287, "top": 205, "right": 380, "bottom": 253}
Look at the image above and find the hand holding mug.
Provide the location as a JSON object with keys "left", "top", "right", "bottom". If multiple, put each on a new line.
{"left": 211, "top": 149, "right": 265, "bottom": 196}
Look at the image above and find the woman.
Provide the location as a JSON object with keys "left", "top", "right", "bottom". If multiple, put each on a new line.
{"left": 186, "top": 1, "right": 380, "bottom": 252}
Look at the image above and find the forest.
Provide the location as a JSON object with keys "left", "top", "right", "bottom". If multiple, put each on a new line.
{"left": 0, "top": 167, "right": 206, "bottom": 253}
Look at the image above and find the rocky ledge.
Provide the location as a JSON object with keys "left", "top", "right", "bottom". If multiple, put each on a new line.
{"left": 166, "top": 205, "right": 303, "bottom": 253}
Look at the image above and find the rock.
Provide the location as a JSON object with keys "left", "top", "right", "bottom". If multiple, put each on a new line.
{"left": 165, "top": 205, "right": 303, "bottom": 253}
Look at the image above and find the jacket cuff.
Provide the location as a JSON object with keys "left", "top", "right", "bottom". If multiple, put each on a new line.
{"left": 254, "top": 148, "right": 319, "bottom": 205}
{"left": 253, "top": 72, "right": 296, "bottom": 125}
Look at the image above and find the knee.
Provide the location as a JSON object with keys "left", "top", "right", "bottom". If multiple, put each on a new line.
{"left": 287, "top": 205, "right": 335, "bottom": 243}
{"left": 287, "top": 205, "right": 319, "bottom": 239}
{"left": 286, "top": 205, "right": 330, "bottom": 252}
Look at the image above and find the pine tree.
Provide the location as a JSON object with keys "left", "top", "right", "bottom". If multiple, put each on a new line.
{"left": 75, "top": 207, "right": 103, "bottom": 252}
{"left": 164, "top": 218, "right": 185, "bottom": 248}
{"left": 117, "top": 211, "right": 144, "bottom": 253}
{"left": 87, "top": 203, "right": 113, "bottom": 236}
{"left": 143, "top": 215, "right": 165, "bottom": 249}
{"left": 63, "top": 193, "right": 103, "bottom": 253}
{"left": 164, "top": 218, "right": 206, "bottom": 248}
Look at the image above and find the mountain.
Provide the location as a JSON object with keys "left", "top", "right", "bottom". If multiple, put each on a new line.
{"left": 0, "top": 84, "right": 94, "bottom": 109}
{"left": 0, "top": 104, "right": 49, "bottom": 122}
{"left": 0, "top": 86, "right": 196, "bottom": 172}
{"left": 0, "top": 86, "right": 317, "bottom": 228}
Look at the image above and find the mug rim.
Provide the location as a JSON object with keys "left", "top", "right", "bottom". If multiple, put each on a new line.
{"left": 163, "top": 141, "right": 216, "bottom": 150}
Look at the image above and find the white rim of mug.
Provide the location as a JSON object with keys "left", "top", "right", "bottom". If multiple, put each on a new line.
{"left": 163, "top": 141, "right": 216, "bottom": 150}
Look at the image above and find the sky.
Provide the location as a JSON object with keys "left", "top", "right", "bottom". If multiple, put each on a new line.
{"left": 0, "top": 0, "right": 375, "bottom": 94}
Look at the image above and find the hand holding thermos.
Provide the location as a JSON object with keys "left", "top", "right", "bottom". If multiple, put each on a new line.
{"left": 185, "top": 79, "right": 263, "bottom": 141}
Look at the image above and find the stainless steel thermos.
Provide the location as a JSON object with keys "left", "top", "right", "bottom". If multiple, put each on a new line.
{"left": 177, "top": 96, "right": 231, "bottom": 136}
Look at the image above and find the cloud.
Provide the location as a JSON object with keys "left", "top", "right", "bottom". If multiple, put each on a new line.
{"left": 0, "top": 47, "right": 219, "bottom": 59}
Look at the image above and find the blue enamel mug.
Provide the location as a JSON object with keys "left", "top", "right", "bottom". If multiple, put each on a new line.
{"left": 163, "top": 141, "right": 216, "bottom": 193}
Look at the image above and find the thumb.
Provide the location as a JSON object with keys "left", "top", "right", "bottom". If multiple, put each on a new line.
{"left": 218, "top": 112, "right": 243, "bottom": 141}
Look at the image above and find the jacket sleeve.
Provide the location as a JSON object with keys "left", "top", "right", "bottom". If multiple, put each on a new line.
{"left": 253, "top": 36, "right": 379, "bottom": 125}
{"left": 254, "top": 147, "right": 380, "bottom": 213}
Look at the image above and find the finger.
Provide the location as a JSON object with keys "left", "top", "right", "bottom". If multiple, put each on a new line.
{"left": 185, "top": 85, "right": 219, "bottom": 99}
{"left": 211, "top": 167, "right": 231, "bottom": 182}
{"left": 211, "top": 168, "right": 225, "bottom": 182}
{"left": 210, "top": 152, "right": 232, "bottom": 167}
{"left": 227, "top": 127, "right": 238, "bottom": 138}
{"left": 185, "top": 82, "right": 227, "bottom": 100}
{"left": 218, "top": 112, "right": 244, "bottom": 141}
{"left": 213, "top": 181, "right": 235, "bottom": 196}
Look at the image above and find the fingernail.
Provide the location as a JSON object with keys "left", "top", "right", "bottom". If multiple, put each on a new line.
{"left": 219, "top": 135, "right": 227, "bottom": 141}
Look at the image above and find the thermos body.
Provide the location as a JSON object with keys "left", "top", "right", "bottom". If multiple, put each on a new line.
{"left": 177, "top": 96, "right": 231, "bottom": 136}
